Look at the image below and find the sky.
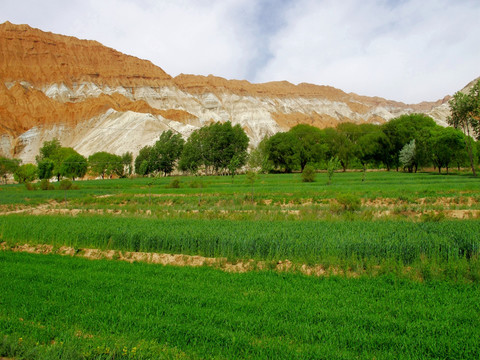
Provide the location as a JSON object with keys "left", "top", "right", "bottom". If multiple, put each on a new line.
{"left": 1, "top": 0, "right": 479, "bottom": 104}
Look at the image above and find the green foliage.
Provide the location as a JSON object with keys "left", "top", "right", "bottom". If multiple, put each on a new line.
{"left": 301, "top": 164, "right": 316, "bottom": 182}
{"left": 58, "top": 179, "right": 78, "bottom": 190}
{"left": 247, "top": 136, "right": 273, "bottom": 173}
{"left": 39, "top": 179, "right": 55, "bottom": 190}
{"left": 289, "top": 124, "right": 327, "bottom": 171}
{"left": 431, "top": 127, "right": 466, "bottom": 173}
{"left": 88, "top": 151, "right": 124, "bottom": 179}
{"left": 150, "top": 130, "right": 185, "bottom": 176}
{"left": 179, "top": 122, "right": 249, "bottom": 175}
{"left": 60, "top": 153, "right": 88, "bottom": 181}
{"left": 13, "top": 163, "right": 37, "bottom": 183}
{"left": 121, "top": 151, "right": 133, "bottom": 176}
{"left": 134, "top": 146, "right": 152, "bottom": 175}
{"left": 448, "top": 79, "right": 480, "bottom": 175}
{"left": 399, "top": 139, "right": 416, "bottom": 172}
{"left": 0, "top": 156, "right": 20, "bottom": 184}
{"left": 24, "top": 182, "right": 35, "bottom": 191}
{"left": 265, "top": 132, "right": 299, "bottom": 172}
{"left": 166, "top": 178, "right": 181, "bottom": 189}
{"left": 326, "top": 156, "right": 340, "bottom": 184}
{"left": 37, "top": 158, "right": 55, "bottom": 180}
{"left": 382, "top": 113, "right": 437, "bottom": 170}
{"left": 335, "top": 194, "right": 362, "bottom": 212}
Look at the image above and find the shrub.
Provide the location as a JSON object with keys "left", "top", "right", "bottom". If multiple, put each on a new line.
{"left": 336, "top": 194, "right": 361, "bottom": 212}
{"left": 24, "top": 182, "right": 35, "bottom": 191}
{"left": 58, "top": 179, "right": 79, "bottom": 190}
{"left": 39, "top": 179, "right": 55, "bottom": 190}
{"left": 301, "top": 165, "right": 316, "bottom": 182}
{"left": 166, "top": 178, "right": 181, "bottom": 189}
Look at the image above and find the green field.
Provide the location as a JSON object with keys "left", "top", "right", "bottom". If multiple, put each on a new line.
{"left": 1, "top": 252, "right": 479, "bottom": 360}
{"left": 1, "top": 171, "right": 480, "bottom": 359}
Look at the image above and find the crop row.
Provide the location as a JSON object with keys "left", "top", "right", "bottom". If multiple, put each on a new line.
{"left": 1, "top": 215, "right": 479, "bottom": 265}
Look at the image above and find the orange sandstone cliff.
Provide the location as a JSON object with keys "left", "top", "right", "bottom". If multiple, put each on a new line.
{"left": 0, "top": 21, "right": 453, "bottom": 162}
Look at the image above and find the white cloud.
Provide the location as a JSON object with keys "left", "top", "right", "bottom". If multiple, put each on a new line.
{"left": 0, "top": 0, "right": 479, "bottom": 103}
{"left": 256, "top": 0, "right": 480, "bottom": 103}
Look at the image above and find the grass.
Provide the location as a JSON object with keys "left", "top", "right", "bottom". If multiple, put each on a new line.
{"left": 1, "top": 251, "right": 479, "bottom": 360}
{"left": 1, "top": 171, "right": 480, "bottom": 358}
{"left": 1, "top": 215, "right": 480, "bottom": 281}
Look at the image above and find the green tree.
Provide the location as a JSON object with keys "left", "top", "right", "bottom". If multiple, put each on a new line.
{"left": 14, "top": 163, "right": 37, "bottom": 183}
{"left": 448, "top": 79, "right": 480, "bottom": 176}
{"left": 326, "top": 127, "right": 355, "bottom": 172}
{"left": 36, "top": 138, "right": 61, "bottom": 162}
{"left": 431, "top": 127, "right": 466, "bottom": 174}
{"left": 289, "top": 124, "right": 327, "bottom": 171}
{"left": 60, "top": 153, "right": 88, "bottom": 181}
{"left": 326, "top": 156, "right": 340, "bottom": 185}
{"left": 266, "top": 132, "right": 299, "bottom": 173}
{"left": 382, "top": 114, "right": 437, "bottom": 171}
{"left": 135, "top": 146, "right": 152, "bottom": 176}
{"left": 179, "top": 130, "right": 204, "bottom": 175}
{"left": 0, "top": 157, "right": 20, "bottom": 184}
{"left": 399, "top": 139, "right": 416, "bottom": 173}
{"left": 357, "top": 130, "right": 391, "bottom": 171}
{"left": 247, "top": 136, "right": 273, "bottom": 173}
{"left": 150, "top": 130, "right": 185, "bottom": 176}
{"left": 88, "top": 152, "right": 123, "bottom": 179}
{"left": 37, "top": 158, "right": 55, "bottom": 180}
{"left": 179, "top": 122, "right": 249, "bottom": 175}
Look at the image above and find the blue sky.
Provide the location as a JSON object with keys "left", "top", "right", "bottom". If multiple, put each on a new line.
{"left": 1, "top": 0, "right": 479, "bottom": 103}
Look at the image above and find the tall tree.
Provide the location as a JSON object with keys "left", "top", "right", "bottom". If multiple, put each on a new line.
{"left": 135, "top": 146, "right": 152, "bottom": 176}
{"left": 37, "top": 159, "right": 55, "bottom": 180}
{"left": 431, "top": 127, "right": 466, "bottom": 174}
{"left": 382, "top": 114, "right": 437, "bottom": 171}
{"left": 266, "top": 132, "right": 299, "bottom": 173}
{"left": 289, "top": 124, "right": 327, "bottom": 171}
{"left": 60, "top": 153, "right": 88, "bottom": 181}
{"left": 88, "top": 152, "right": 123, "bottom": 179}
{"left": 150, "top": 130, "right": 185, "bottom": 176}
{"left": 14, "top": 164, "right": 37, "bottom": 184}
{"left": 448, "top": 79, "right": 480, "bottom": 176}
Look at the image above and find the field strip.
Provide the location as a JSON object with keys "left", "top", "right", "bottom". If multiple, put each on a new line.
{"left": 0, "top": 242, "right": 357, "bottom": 277}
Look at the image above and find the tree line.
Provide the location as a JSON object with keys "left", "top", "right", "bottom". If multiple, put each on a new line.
{"left": 253, "top": 113, "right": 477, "bottom": 175}
{"left": 0, "top": 138, "right": 133, "bottom": 184}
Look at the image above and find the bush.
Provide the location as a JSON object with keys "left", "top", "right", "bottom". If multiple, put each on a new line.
{"left": 24, "top": 182, "right": 35, "bottom": 191}
{"left": 335, "top": 194, "right": 361, "bottom": 212}
{"left": 58, "top": 179, "right": 79, "bottom": 190}
{"left": 39, "top": 179, "right": 55, "bottom": 190}
{"left": 301, "top": 165, "right": 316, "bottom": 182}
{"left": 166, "top": 178, "right": 181, "bottom": 189}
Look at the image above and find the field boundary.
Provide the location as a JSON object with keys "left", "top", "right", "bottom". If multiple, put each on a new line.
{"left": 1, "top": 241, "right": 359, "bottom": 277}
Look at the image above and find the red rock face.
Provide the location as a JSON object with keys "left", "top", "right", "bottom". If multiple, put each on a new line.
{"left": 0, "top": 21, "right": 171, "bottom": 87}
{"left": 0, "top": 21, "right": 454, "bottom": 161}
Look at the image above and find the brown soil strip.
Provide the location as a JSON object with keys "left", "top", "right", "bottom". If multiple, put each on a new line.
{"left": 1, "top": 242, "right": 353, "bottom": 277}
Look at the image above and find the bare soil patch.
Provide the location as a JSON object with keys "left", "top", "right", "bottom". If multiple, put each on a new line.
{"left": 1, "top": 242, "right": 362, "bottom": 278}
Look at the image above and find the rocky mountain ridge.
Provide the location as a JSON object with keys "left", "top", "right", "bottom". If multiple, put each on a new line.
{"left": 0, "top": 21, "right": 458, "bottom": 163}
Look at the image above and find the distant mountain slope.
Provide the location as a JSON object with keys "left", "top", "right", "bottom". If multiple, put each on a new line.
{"left": 0, "top": 21, "right": 456, "bottom": 163}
